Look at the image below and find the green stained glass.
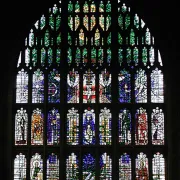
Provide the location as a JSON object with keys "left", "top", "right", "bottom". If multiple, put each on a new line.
{"left": 106, "top": 1, "right": 111, "bottom": 12}
{"left": 40, "top": 15, "right": 46, "bottom": 30}
{"left": 145, "top": 28, "right": 151, "bottom": 45}
{"left": 107, "top": 48, "right": 111, "bottom": 64}
{"left": 118, "top": 48, "right": 123, "bottom": 65}
{"left": 91, "top": 48, "right": 96, "bottom": 64}
{"left": 125, "top": 14, "right": 130, "bottom": 29}
{"left": 107, "top": 33, "right": 111, "bottom": 45}
{"left": 99, "top": 1, "right": 104, "bottom": 12}
{"left": 75, "top": 1, "right": 80, "bottom": 13}
{"left": 133, "top": 47, "right": 139, "bottom": 65}
{"left": 68, "top": 33, "right": 72, "bottom": 45}
{"left": 118, "top": 15, "right": 123, "bottom": 29}
{"left": 106, "top": 15, "right": 111, "bottom": 30}
{"left": 83, "top": 15, "right": 89, "bottom": 30}
{"left": 83, "top": 48, "right": 88, "bottom": 64}
{"left": 56, "top": 15, "right": 61, "bottom": 31}
{"left": 118, "top": 33, "right": 123, "bottom": 44}
{"left": 99, "top": 15, "right": 104, "bottom": 31}
{"left": 142, "top": 47, "right": 148, "bottom": 65}
{"left": 122, "top": 3, "right": 127, "bottom": 13}
{"left": 83, "top": 1, "right": 89, "bottom": 13}
{"left": 130, "top": 29, "right": 135, "bottom": 46}
{"left": 126, "top": 47, "right": 131, "bottom": 64}
{"left": 53, "top": 4, "right": 58, "bottom": 14}
{"left": 57, "top": 33, "right": 61, "bottom": 45}
{"left": 75, "top": 48, "right": 81, "bottom": 64}
{"left": 48, "top": 48, "right": 53, "bottom": 65}
{"left": 56, "top": 48, "right": 61, "bottom": 64}
{"left": 98, "top": 48, "right": 103, "bottom": 64}
{"left": 90, "top": 15, "right": 96, "bottom": 30}
{"left": 44, "top": 30, "right": 50, "bottom": 47}
{"left": 41, "top": 48, "right": 46, "bottom": 66}
{"left": 68, "top": 1, "right": 73, "bottom": 12}
{"left": 32, "top": 48, "right": 37, "bottom": 66}
{"left": 49, "top": 14, "right": 54, "bottom": 30}
{"left": 134, "top": 14, "right": 139, "bottom": 29}
{"left": 68, "top": 16, "right": 73, "bottom": 31}
{"left": 67, "top": 47, "right": 72, "bottom": 64}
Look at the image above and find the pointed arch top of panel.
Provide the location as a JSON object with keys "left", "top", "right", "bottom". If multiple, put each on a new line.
{"left": 17, "top": 1, "right": 62, "bottom": 69}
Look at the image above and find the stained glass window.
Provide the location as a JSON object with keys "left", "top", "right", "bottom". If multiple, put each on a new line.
{"left": 13, "top": 0, "right": 166, "bottom": 179}
{"left": 14, "top": 153, "right": 26, "bottom": 179}
{"left": 46, "top": 153, "right": 59, "bottom": 179}
{"left": 15, "top": 108, "right": 28, "bottom": 145}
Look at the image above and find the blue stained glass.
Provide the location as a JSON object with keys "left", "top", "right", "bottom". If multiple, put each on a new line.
{"left": 83, "top": 109, "right": 95, "bottom": 145}
{"left": 83, "top": 154, "right": 95, "bottom": 180}
{"left": 47, "top": 108, "right": 60, "bottom": 145}
{"left": 48, "top": 69, "right": 60, "bottom": 103}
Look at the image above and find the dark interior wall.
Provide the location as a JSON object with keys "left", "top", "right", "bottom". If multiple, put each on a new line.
{"left": 0, "top": 0, "right": 178, "bottom": 179}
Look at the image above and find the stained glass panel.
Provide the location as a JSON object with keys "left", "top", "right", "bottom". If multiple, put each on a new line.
{"left": 32, "top": 69, "right": 44, "bottom": 103}
{"left": 30, "top": 153, "right": 43, "bottom": 180}
{"left": 14, "top": 153, "right": 26, "bottom": 180}
{"left": 66, "top": 153, "right": 79, "bottom": 179}
{"left": 99, "top": 108, "right": 112, "bottom": 145}
{"left": 31, "top": 108, "right": 44, "bottom": 145}
{"left": 67, "top": 108, "right": 79, "bottom": 145}
{"left": 135, "top": 69, "right": 147, "bottom": 103}
{"left": 152, "top": 152, "right": 165, "bottom": 179}
{"left": 151, "top": 69, "right": 164, "bottom": 103}
{"left": 119, "top": 109, "right": 131, "bottom": 145}
{"left": 83, "top": 70, "right": 96, "bottom": 103}
{"left": 47, "top": 108, "right": 60, "bottom": 145}
{"left": 152, "top": 107, "right": 164, "bottom": 145}
{"left": 83, "top": 154, "right": 95, "bottom": 179}
{"left": 135, "top": 107, "right": 148, "bottom": 145}
{"left": 16, "top": 69, "right": 28, "bottom": 103}
{"left": 119, "top": 153, "right": 132, "bottom": 179}
{"left": 100, "top": 153, "right": 112, "bottom": 179}
{"left": 136, "top": 153, "right": 149, "bottom": 180}
{"left": 47, "top": 153, "right": 59, "bottom": 179}
{"left": 15, "top": 108, "right": 28, "bottom": 145}
{"left": 67, "top": 69, "right": 79, "bottom": 103}
{"left": 83, "top": 108, "right": 95, "bottom": 145}
{"left": 118, "top": 70, "right": 131, "bottom": 103}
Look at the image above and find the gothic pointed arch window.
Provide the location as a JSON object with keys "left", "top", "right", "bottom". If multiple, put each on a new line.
{"left": 13, "top": 0, "right": 166, "bottom": 179}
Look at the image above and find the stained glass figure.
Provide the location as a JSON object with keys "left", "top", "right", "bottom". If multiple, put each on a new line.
{"left": 118, "top": 14, "right": 123, "bottom": 30}
{"left": 15, "top": 108, "right": 28, "bottom": 145}
{"left": 99, "top": 153, "right": 112, "bottom": 179}
{"left": 95, "top": 29, "right": 100, "bottom": 46}
{"left": 98, "top": 48, "right": 104, "bottom": 65}
{"left": 125, "top": 14, "right": 130, "bottom": 29}
{"left": 16, "top": 69, "right": 28, "bottom": 103}
{"left": 151, "top": 107, "right": 164, "bottom": 145}
{"left": 67, "top": 47, "right": 72, "bottom": 64}
{"left": 151, "top": 69, "right": 164, "bottom": 103}
{"left": 91, "top": 48, "right": 97, "bottom": 64}
{"left": 133, "top": 47, "right": 139, "bottom": 65}
{"left": 40, "top": 15, "right": 45, "bottom": 30}
{"left": 67, "top": 108, "right": 79, "bottom": 145}
{"left": 83, "top": 70, "right": 96, "bottom": 103}
{"left": 142, "top": 47, "right": 148, "bottom": 66}
{"left": 75, "top": 48, "right": 81, "bottom": 65}
{"left": 118, "top": 33, "right": 123, "bottom": 44}
{"left": 47, "top": 108, "right": 60, "bottom": 145}
{"left": 68, "top": 15, "right": 73, "bottom": 31}
{"left": 83, "top": 108, "right": 95, "bottom": 145}
{"left": 32, "top": 48, "right": 37, "bottom": 66}
{"left": 136, "top": 153, "right": 149, "bottom": 180}
{"left": 118, "top": 70, "right": 131, "bottom": 103}
{"left": 29, "top": 29, "right": 34, "bottom": 47}
{"left": 145, "top": 28, "right": 151, "bottom": 45}
{"left": 56, "top": 15, "right": 61, "bottom": 31}
{"left": 32, "top": 69, "right": 44, "bottom": 103}
{"left": 83, "top": 15, "right": 89, "bottom": 30}
{"left": 135, "top": 107, "right": 148, "bottom": 145}
{"left": 66, "top": 153, "right": 79, "bottom": 179}
{"left": 106, "top": 15, "right": 111, "bottom": 30}
{"left": 47, "top": 153, "right": 59, "bottom": 179}
{"left": 107, "top": 32, "right": 111, "bottom": 45}
{"left": 118, "top": 48, "right": 123, "bottom": 65}
{"left": 90, "top": 15, "right": 96, "bottom": 30}
{"left": 152, "top": 152, "right": 165, "bottom": 179}
{"left": 149, "top": 47, "right": 155, "bottom": 66}
{"left": 83, "top": 48, "right": 88, "bottom": 64}
{"left": 31, "top": 108, "right": 44, "bottom": 145}
{"left": 14, "top": 153, "right": 26, "bottom": 180}
{"left": 47, "top": 48, "right": 53, "bottom": 65}
{"left": 49, "top": 14, "right": 54, "bottom": 30}
{"left": 79, "top": 29, "right": 85, "bottom": 46}
{"left": 119, "top": 153, "right": 132, "bottom": 179}
{"left": 119, "top": 109, "right": 131, "bottom": 145}
{"left": 99, "top": 1, "right": 104, "bottom": 12}
{"left": 48, "top": 69, "right": 60, "bottom": 103}
{"left": 99, "top": 69, "right": 111, "bottom": 103}
{"left": 126, "top": 47, "right": 131, "bottom": 64}
{"left": 67, "top": 69, "right": 79, "bottom": 103}
{"left": 41, "top": 48, "right": 46, "bottom": 66}
{"left": 107, "top": 48, "right": 111, "bottom": 64}
{"left": 134, "top": 14, "right": 139, "bottom": 29}
{"left": 68, "top": 1, "right": 73, "bottom": 12}
{"left": 99, "top": 108, "right": 112, "bottom": 145}
{"left": 99, "top": 15, "right": 105, "bottom": 31}
{"left": 44, "top": 30, "right": 50, "bottom": 47}
{"left": 25, "top": 48, "right": 30, "bottom": 66}
{"left": 75, "top": 15, "right": 80, "bottom": 31}
{"left": 56, "top": 48, "right": 61, "bottom": 64}
{"left": 135, "top": 69, "right": 147, "bottom": 103}
{"left": 83, "top": 154, "right": 95, "bottom": 179}
{"left": 30, "top": 153, "right": 43, "bottom": 180}
{"left": 106, "top": 1, "right": 111, "bottom": 12}
{"left": 90, "top": 1, "right": 96, "bottom": 12}
{"left": 130, "top": 29, "right": 135, "bottom": 45}
{"left": 75, "top": 1, "right": 80, "bottom": 13}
